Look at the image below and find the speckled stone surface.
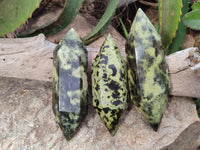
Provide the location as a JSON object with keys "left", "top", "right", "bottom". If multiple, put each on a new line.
{"left": 0, "top": 77, "right": 200, "bottom": 150}
{"left": 125, "top": 8, "right": 170, "bottom": 131}
{"left": 92, "top": 34, "right": 127, "bottom": 135}
{"left": 52, "top": 28, "right": 88, "bottom": 140}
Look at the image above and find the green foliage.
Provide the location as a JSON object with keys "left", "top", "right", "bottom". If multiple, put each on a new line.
{"left": 119, "top": 17, "right": 128, "bottom": 39}
{"left": 158, "top": 1, "right": 200, "bottom": 118}
{"left": 191, "top": 1, "right": 200, "bottom": 10}
{"left": 183, "top": 9, "right": 200, "bottom": 30}
{"left": 0, "top": 0, "right": 42, "bottom": 36}
{"left": 1, "top": 0, "right": 119, "bottom": 43}
{"left": 82, "top": 0, "right": 119, "bottom": 45}
{"left": 158, "top": 0, "right": 182, "bottom": 50}
{"left": 19, "top": 0, "right": 84, "bottom": 37}
{"left": 168, "top": 0, "right": 189, "bottom": 54}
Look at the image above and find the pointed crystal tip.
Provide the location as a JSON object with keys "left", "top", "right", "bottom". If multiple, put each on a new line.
{"left": 108, "top": 127, "right": 117, "bottom": 136}
{"left": 150, "top": 123, "right": 160, "bottom": 132}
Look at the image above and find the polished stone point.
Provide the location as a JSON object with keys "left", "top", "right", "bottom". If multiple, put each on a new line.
{"left": 92, "top": 34, "right": 128, "bottom": 136}
{"left": 125, "top": 8, "right": 170, "bottom": 131}
{"left": 52, "top": 28, "right": 88, "bottom": 140}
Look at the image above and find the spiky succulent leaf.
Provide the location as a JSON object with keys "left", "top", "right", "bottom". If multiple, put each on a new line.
{"left": 158, "top": 0, "right": 182, "bottom": 50}
{"left": 168, "top": 0, "right": 189, "bottom": 54}
{"left": 0, "top": 0, "right": 42, "bottom": 36}
{"left": 83, "top": 0, "right": 119, "bottom": 45}
{"left": 18, "top": 0, "right": 84, "bottom": 37}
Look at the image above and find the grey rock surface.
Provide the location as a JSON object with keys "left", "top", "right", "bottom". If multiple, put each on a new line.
{"left": 0, "top": 77, "right": 200, "bottom": 150}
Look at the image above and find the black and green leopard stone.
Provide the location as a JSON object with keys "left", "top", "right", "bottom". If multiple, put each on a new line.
{"left": 52, "top": 28, "right": 88, "bottom": 140}
{"left": 125, "top": 8, "right": 170, "bottom": 131}
{"left": 92, "top": 34, "right": 128, "bottom": 136}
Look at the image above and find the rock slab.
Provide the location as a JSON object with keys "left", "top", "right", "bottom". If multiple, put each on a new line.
{"left": 0, "top": 77, "right": 200, "bottom": 150}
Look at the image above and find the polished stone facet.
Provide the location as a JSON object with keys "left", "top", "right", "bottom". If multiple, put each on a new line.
{"left": 92, "top": 34, "right": 128, "bottom": 135}
{"left": 52, "top": 28, "right": 88, "bottom": 140}
{"left": 125, "top": 9, "right": 170, "bottom": 131}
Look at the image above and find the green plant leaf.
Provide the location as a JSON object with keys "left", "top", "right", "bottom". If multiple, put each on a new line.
{"left": 83, "top": 0, "right": 119, "bottom": 45}
{"left": 182, "top": 9, "right": 200, "bottom": 30}
{"left": 191, "top": 2, "right": 200, "bottom": 10}
{"left": 168, "top": 0, "right": 189, "bottom": 54}
{"left": 0, "top": 0, "right": 42, "bottom": 36}
{"left": 158, "top": 0, "right": 182, "bottom": 49}
{"left": 19, "top": 0, "right": 84, "bottom": 37}
{"left": 119, "top": 17, "right": 128, "bottom": 38}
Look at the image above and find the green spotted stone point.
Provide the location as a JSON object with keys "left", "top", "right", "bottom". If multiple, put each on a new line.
{"left": 92, "top": 34, "right": 128, "bottom": 136}
{"left": 125, "top": 9, "right": 170, "bottom": 131}
{"left": 52, "top": 28, "right": 88, "bottom": 140}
